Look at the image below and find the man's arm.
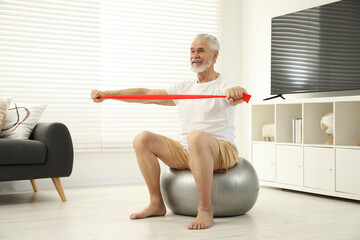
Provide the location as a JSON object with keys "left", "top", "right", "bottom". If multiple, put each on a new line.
{"left": 91, "top": 88, "right": 176, "bottom": 106}
{"left": 225, "top": 86, "right": 248, "bottom": 106}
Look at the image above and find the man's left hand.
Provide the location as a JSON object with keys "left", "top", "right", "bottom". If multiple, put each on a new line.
{"left": 225, "top": 86, "right": 247, "bottom": 106}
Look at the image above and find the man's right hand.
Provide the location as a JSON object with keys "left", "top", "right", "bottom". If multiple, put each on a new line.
{"left": 91, "top": 89, "right": 106, "bottom": 103}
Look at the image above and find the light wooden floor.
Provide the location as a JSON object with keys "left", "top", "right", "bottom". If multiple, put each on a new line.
{"left": 0, "top": 184, "right": 359, "bottom": 240}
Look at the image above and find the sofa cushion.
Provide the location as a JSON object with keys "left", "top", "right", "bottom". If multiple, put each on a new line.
{"left": 0, "top": 103, "right": 47, "bottom": 140}
{"left": 0, "top": 139, "right": 46, "bottom": 165}
{"left": 0, "top": 97, "right": 12, "bottom": 132}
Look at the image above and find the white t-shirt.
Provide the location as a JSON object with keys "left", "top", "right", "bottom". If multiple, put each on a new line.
{"left": 166, "top": 74, "right": 238, "bottom": 151}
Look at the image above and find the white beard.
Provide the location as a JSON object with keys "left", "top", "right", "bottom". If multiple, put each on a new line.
{"left": 191, "top": 57, "right": 213, "bottom": 73}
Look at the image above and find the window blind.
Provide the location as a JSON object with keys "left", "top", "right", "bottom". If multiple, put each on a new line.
{"left": 0, "top": 0, "right": 102, "bottom": 151}
{"left": 0, "top": 0, "right": 221, "bottom": 152}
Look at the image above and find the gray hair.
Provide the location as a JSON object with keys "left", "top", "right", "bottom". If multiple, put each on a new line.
{"left": 195, "top": 33, "right": 220, "bottom": 53}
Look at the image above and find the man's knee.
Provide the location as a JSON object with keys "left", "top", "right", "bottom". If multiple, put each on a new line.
{"left": 187, "top": 130, "right": 210, "bottom": 149}
{"left": 187, "top": 130, "right": 220, "bottom": 161}
{"left": 133, "top": 131, "right": 154, "bottom": 150}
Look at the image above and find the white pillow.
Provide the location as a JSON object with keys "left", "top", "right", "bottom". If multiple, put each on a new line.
{"left": 0, "top": 97, "right": 12, "bottom": 133}
{"left": 0, "top": 102, "right": 47, "bottom": 140}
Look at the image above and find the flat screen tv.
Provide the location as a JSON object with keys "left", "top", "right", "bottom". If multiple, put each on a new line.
{"left": 271, "top": 0, "right": 360, "bottom": 98}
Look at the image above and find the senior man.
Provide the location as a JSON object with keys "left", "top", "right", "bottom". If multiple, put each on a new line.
{"left": 91, "top": 34, "right": 247, "bottom": 230}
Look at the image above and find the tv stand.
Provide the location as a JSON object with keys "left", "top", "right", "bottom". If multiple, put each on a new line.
{"left": 251, "top": 96, "right": 360, "bottom": 201}
{"left": 263, "top": 94, "right": 285, "bottom": 101}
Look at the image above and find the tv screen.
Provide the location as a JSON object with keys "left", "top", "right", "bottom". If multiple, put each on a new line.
{"left": 271, "top": 0, "right": 360, "bottom": 95}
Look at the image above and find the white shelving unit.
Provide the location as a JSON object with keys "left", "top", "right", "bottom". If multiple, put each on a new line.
{"left": 251, "top": 96, "right": 360, "bottom": 201}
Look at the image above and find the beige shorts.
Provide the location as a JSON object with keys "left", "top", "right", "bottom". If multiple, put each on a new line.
{"left": 163, "top": 136, "right": 239, "bottom": 172}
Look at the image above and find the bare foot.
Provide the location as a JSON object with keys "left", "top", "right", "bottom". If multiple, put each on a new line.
{"left": 187, "top": 207, "right": 213, "bottom": 230}
{"left": 130, "top": 202, "right": 166, "bottom": 219}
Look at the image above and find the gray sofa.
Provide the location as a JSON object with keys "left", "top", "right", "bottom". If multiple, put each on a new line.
{"left": 0, "top": 122, "right": 74, "bottom": 201}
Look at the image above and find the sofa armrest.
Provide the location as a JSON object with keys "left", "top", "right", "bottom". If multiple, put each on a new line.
{"left": 30, "top": 122, "right": 74, "bottom": 177}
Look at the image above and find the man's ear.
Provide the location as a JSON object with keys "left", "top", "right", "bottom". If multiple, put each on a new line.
{"left": 213, "top": 50, "right": 219, "bottom": 63}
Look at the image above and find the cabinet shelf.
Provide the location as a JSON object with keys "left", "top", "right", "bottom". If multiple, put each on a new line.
{"left": 303, "top": 144, "right": 334, "bottom": 148}
{"left": 251, "top": 105, "right": 275, "bottom": 141}
{"left": 251, "top": 141, "right": 275, "bottom": 145}
{"left": 251, "top": 98, "right": 360, "bottom": 201}
{"left": 335, "top": 102, "right": 360, "bottom": 146}
{"left": 336, "top": 145, "right": 360, "bottom": 150}
{"left": 276, "top": 103, "right": 302, "bottom": 143}
{"left": 276, "top": 142, "right": 302, "bottom": 146}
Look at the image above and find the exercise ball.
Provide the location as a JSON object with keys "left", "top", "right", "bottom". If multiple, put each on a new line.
{"left": 160, "top": 157, "right": 259, "bottom": 217}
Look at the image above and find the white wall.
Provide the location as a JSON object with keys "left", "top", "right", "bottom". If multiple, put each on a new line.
{"left": 220, "top": 0, "right": 244, "bottom": 160}
{"left": 0, "top": 151, "right": 142, "bottom": 192}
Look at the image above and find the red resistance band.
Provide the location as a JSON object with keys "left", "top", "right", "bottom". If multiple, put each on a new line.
{"left": 100, "top": 93, "right": 252, "bottom": 103}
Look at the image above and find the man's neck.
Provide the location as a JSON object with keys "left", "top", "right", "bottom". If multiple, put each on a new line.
{"left": 197, "top": 69, "right": 220, "bottom": 84}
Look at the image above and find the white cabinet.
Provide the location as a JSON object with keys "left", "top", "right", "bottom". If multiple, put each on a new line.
{"left": 336, "top": 148, "right": 360, "bottom": 195}
{"left": 252, "top": 143, "right": 275, "bottom": 182}
{"left": 276, "top": 145, "right": 303, "bottom": 186}
{"left": 304, "top": 147, "right": 334, "bottom": 191}
{"left": 251, "top": 97, "right": 360, "bottom": 201}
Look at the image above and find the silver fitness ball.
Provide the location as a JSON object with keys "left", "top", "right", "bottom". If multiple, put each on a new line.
{"left": 160, "top": 157, "right": 259, "bottom": 217}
